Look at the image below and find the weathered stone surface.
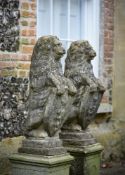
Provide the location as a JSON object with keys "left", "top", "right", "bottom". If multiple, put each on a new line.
{"left": 19, "top": 36, "right": 77, "bottom": 156}
{"left": 0, "top": 0, "right": 20, "bottom": 52}
{"left": 9, "top": 153, "right": 74, "bottom": 175}
{"left": 19, "top": 137, "right": 66, "bottom": 156}
{"left": 60, "top": 130, "right": 96, "bottom": 147}
{"left": 18, "top": 37, "right": 104, "bottom": 159}
{"left": 60, "top": 40, "right": 105, "bottom": 175}
{"left": 20, "top": 39, "right": 104, "bottom": 140}
{"left": 0, "top": 77, "right": 28, "bottom": 140}
{"left": 63, "top": 40, "right": 105, "bottom": 131}
{"left": 24, "top": 35, "right": 76, "bottom": 138}
{"left": 69, "top": 144, "right": 103, "bottom": 175}
{"left": 60, "top": 130, "right": 102, "bottom": 175}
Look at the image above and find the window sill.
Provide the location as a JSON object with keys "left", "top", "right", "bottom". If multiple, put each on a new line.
{"left": 97, "top": 103, "right": 112, "bottom": 114}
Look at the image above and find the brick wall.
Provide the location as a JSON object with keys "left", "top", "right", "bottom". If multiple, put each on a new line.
{"left": 0, "top": 0, "right": 37, "bottom": 77}
{"left": 101, "top": 0, "right": 114, "bottom": 105}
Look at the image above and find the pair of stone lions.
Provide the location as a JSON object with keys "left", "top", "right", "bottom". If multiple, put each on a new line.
{"left": 25, "top": 36, "right": 105, "bottom": 138}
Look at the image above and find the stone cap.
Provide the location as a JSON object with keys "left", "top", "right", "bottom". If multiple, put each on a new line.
{"left": 9, "top": 153, "right": 74, "bottom": 167}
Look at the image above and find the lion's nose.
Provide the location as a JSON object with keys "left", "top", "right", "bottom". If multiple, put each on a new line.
{"left": 91, "top": 50, "right": 96, "bottom": 57}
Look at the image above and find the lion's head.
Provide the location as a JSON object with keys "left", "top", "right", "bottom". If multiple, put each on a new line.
{"left": 66, "top": 40, "right": 96, "bottom": 63}
{"left": 64, "top": 40, "right": 96, "bottom": 78}
{"left": 32, "top": 35, "right": 65, "bottom": 61}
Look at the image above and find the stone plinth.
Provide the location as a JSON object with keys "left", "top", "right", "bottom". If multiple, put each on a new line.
{"left": 18, "top": 137, "right": 66, "bottom": 156}
{"left": 9, "top": 153, "right": 74, "bottom": 175}
{"left": 60, "top": 131, "right": 103, "bottom": 175}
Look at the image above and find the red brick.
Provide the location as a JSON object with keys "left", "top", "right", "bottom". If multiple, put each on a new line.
{"left": 104, "top": 31, "right": 109, "bottom": 38}
{"left": 0, "top": 54, "right": 11, "bottom": 59}
{"left": 22, "top": 45, "right": 34, "bottom": 54}
{"left": 21, "top": 20, "right": 28, "bottom": 26}
{"left": 104, "top": 38, "right": 113, "bottom": 45}
{"left": 21, "top": 29, "right": 36, "bottom": 36}
{"left": 27, "top": 29, "right": 36, "bottom": 36}
{"left": 22, "top": 2, "right": 29, "bottom": 10}
{"left": 104, "top": 52, "right": 113, "bottom": 58}
{"left": 18, "top": 54, "right": 30, "bottom": 61}
{"left": 18, "top": 62, "right": 31, "bottom": 70}
{"left": 30, "top": 38, "right": 36, "bottom": 45}
{"left": 0, "top": 53, "right": 18, "bottom": 62}
{"left": 29, "top": 12, "right": 36, "bottom": 18}
{"left": 28, "top": 55, "right": 32, "bottom": 60}
{"left": 0, "top": 62, "right": 17, "bottom": 68}
{"left": 104, "top": 45, "right": 113, "bottom": 52}
{"left": 30, "top": 3, "right": 36, "bottom": 10}
{"left": 21, "top": 29, "right": 27, "bottom": 36}
{"left": 21, "top": 10, "right": 29, "bottom": 18}
{"left": 103, "top": 0, "right": 114, "bottom": 105}
{"left": 29, "top": 21, "right": 36, "bottom": 27}
{"left": 106, "top": 67, "right": 112, "bottom": 74}
{"left": 21, "top": 11, "right": 36, "bottom": 18}
{"left": 104, "top": 58, "right": 112, "bottom": 64}
{"left": 18, "top": 70, "right": 27, "bottom": 77}
{"left": 104, "top": 2, "right": 109, "bottom": 8}
{"left": 0, "top": 54, "right": 4, "bottom": 60}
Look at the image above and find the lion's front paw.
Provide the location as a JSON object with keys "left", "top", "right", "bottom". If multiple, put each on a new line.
{"left": 57, "top": 87, "right": 65, "bottom": 95}
{"left": 68, "top": 86, "right": 77, "bottom": 95}
{"left": 65, "top": 78, "right": 77, "bottom": 95}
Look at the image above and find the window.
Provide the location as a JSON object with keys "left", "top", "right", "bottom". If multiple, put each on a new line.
{"left": 37, "top": 0, "right": 100, "bottom": 76}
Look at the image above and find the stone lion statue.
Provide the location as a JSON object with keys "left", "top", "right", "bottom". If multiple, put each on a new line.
{"left": 63, "top": 40, "right": 105, "bottom": 130}
{"left": 25, "top": 36, "right": 76, "bottom": 138}
{"left": 65, "top": 40, "right": 104, "bottom": 92}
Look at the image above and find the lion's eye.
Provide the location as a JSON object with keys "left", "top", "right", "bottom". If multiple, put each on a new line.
{"left": 86, "top": 47, "right": 90, "bottom": 51}
{"left": 57, "top": 43, "right": 61, "bottom": 46}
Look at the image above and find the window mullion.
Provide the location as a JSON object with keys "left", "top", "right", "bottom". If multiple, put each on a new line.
{"left": 50, "top": 0, "right": 53, "bottom": 35}
{"left": 67, "top": 0, "right": 70, "bottom": 44}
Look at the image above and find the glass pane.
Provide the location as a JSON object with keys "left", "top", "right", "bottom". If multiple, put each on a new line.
{"left": 37, "top": 0, "right": 50, "bottom": 37}
{"left": 80, "top": 0, "right": 86, "bottom": 39}
{"left": 70, "top": 0, "right": 81, "bottom": 40}
{"left": 81, "top": 0, "right": 93, "bottom": 40}
{"left": 53, "top": 0, "right": 68, "bottom": 39}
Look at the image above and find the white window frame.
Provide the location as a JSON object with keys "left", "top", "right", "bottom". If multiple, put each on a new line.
{"left": 37, "top": 0, "right": 100, "bottom": 76}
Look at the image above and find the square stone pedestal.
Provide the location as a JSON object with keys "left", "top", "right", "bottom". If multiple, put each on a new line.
{"left": 60, "top": 130, "right": 103, "bottom": 175}
{"left": 9, "top": 153, "right": 74, "bottom": 175}
{"left": 68, "top": 143, "right": 103, "bottom": 175}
